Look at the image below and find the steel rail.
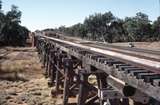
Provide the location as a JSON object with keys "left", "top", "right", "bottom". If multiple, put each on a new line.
{"left": 36, "top": 34, "right": 160, "bottom": 74}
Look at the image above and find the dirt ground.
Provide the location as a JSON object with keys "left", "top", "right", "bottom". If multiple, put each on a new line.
{"left": 112, "top": 41, "right": 160, "bottom": 51}
{"left": 0, "top": 47, "right": 56, "bottom": 105}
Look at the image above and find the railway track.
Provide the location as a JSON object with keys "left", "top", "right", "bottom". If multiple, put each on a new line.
{"left": 57, "top": 33, "right": 160, "bottom": 62}
{"left": 35, "top": 32, "right": 160, "bottom": 105}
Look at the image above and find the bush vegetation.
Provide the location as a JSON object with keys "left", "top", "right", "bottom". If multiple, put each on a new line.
{"left": 52, "top": 12, "right": 160, "bottom": 43}
{"left": 0, "top": 0, "right": 29, "bottom": 46}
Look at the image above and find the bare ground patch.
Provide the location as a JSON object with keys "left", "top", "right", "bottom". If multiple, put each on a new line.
{"left": 112, "top": 41, "right": 160, "bottom": 51}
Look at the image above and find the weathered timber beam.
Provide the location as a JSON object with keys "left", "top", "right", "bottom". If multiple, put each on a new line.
{"left": 107, "top": 75, "right": 150, "bottom": 104}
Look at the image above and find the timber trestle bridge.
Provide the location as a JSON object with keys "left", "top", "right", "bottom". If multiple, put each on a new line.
{"left": 34, "top": 32, "right": 160, "bottom": 105}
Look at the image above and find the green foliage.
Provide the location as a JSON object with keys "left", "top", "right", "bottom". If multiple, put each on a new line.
{"left": 152, "top": 16, "right": 160, "bottom": 41}
{"left": 123, "top": 12, "right": 152, "bottom": 42}
{"left": 57, "top": 11, "right": 159, "bottom": 43}
{"left": 84, "top": 12, "right": 115, "bottom": 41}
{"left": 110, "top": 19, "right": 127, "bottom": 42}
{"left": 0, "top": 1, "right": 29, "bottom": 46}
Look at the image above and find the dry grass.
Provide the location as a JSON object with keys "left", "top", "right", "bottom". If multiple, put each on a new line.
{"left": 0, "top": 47, "right": 41, "bottom": 81}
{"left": 1, "top": 60, "right": 24, "bottom": 73}
{"left": 1, "top": 60, "right": 41, "bottom": 73}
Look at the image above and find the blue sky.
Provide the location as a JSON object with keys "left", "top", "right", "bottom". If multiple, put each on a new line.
{"left": 2, "top": 0, "right": 159, "bottom": 31}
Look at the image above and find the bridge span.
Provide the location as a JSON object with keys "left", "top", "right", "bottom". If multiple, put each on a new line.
{"left": 34, "top": 32, "right": 160, "bottom": 105}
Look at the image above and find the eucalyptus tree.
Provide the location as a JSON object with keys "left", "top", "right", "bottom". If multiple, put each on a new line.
{"left": 84, "top": 15, "right": 97, "bottom": 40}
{"left": 2, "top": 5, "right": 22, "bottom": 46}
{"left": 56, "top": 11, "right": 159, "bottom": 42}
{"left": 123, "top": 12, "right": 151, "bottom": 42}
{"left": 152, "top": 16, "right": 160, "bottom": 41}
{"left": 109, "top": 19, "right": 127, "bottom": 42}
{"left": 0, "top": 2, "right": 29, "bottom": 46}
{"left": 135, "top": 12, "right": 152, "bottom": 41}
{"left": 0, "top": 0, "right": 2, "bottom": 10}
{"left": 84, "top": 12, "right": 115, "bottom": 42}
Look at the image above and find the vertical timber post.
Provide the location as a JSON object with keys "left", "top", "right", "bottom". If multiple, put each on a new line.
{"left": 62, "top": 58, "right": 73, "bottom": 105}
{"left": 50, "top": 50, "right": 57, "bottom": 85}
{"left": 77, "top": 70, "right": 89, "bottom": 105}
{"left": 55, "top": 52, "right": 60, "bottom": 94}
{"left": 96, "top": 73, "right": 108, "bottom": 105}
{"left": 45, "top": 42, "right": 51, "bottom": 78}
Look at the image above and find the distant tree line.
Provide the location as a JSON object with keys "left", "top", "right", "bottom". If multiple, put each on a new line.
{"left": 55, "top": 12, "right": 160, "bottom": 43}
{"left": 0, "top": 0, "right": 29, "bottom": 46}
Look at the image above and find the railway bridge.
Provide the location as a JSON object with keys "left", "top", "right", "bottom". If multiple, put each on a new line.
{"left": 34, "top": 32, "right": 160, "bottom": 105}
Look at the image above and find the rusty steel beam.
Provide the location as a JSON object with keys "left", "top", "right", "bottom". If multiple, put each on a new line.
{"left": 36, "top": 34, "right": 160, "bottom": 74}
